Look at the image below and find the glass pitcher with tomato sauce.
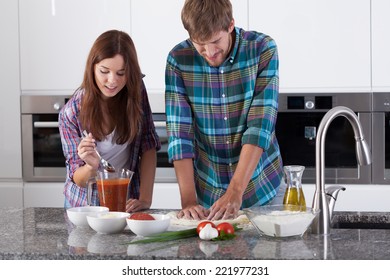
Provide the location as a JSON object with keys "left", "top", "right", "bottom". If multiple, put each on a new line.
{"left": 87, "top": 168, "right": 134, "bottom": 212}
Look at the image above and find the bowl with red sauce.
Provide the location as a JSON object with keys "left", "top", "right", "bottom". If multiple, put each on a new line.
{"left": 126, "top": 213, "right": 170, "bottom": 236}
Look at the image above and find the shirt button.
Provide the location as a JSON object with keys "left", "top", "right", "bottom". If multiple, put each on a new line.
{"left": 222, "top": 94, "right": 225, "bottom": 98}
{"left": 220, "top": 70, "right": 224, "bottom": 74}
{"left": 226, "top": 140, "right": 229, "bottom": 144}
{"left": 224, "top": 116, "right": 227, "bottom": 120}
{"left": 229, "top": 163, "right": 232, "bottom": 167}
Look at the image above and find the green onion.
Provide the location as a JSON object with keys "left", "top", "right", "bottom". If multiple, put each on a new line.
{"left": 126, "top": 224, "right": 243, "bottom": 244}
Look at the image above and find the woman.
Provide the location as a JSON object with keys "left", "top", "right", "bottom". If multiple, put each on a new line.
{"left": 59, "top": 30, "right": 160, "bottom": 212}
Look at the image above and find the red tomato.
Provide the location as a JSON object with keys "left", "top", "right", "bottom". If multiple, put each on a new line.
{"left": 196, "top": 221, "right": 216, "bottom": 234}
{"left": 216, "top": 222, "right": 235, "bottom": 235}
{"left": 129, "top": 212, "right": 155, "bottom": 220}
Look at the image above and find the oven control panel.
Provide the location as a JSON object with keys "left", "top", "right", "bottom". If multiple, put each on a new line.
{"left": 284, "top": 95, "right": 332, "bottom": 110}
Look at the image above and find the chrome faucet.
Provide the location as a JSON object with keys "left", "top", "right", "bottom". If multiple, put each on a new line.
{"left": 311, "top": 106, "right": 372, "bottom": 234}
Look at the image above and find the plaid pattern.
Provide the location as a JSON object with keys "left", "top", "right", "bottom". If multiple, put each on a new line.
{"left": 59, "top": 83, "right": 160, "bottom": 207}
{"left": 165, "top": 27, "right": 283, "bottom": 208}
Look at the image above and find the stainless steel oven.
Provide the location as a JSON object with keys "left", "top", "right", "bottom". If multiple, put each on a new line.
{"left": 276, "top": 92, "right": 372, "bottom": 184}
{"left": 152, "top": 113, "right": 176, "bottom": 182}
{"left": 21, "top": 95, "right": 70, "bottom": 182}
{"left": 372, "top": 92, "right": 390, "bottom": 184}
{"left": 21, "top": 95, "right": 176, "bottom": 183}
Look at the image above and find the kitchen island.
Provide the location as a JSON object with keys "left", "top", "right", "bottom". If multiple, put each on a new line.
{"left": 1, "top": 207, "right": 390, "bottom": 260}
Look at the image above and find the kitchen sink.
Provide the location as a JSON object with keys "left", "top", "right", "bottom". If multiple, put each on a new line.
{"left": 331, "top": 221, "right": 390, "bottom": 229}
{"left": 331, "top": 211, "right": 390, "bottom": 229}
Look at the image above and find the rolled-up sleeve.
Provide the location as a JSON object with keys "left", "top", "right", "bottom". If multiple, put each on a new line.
{"left": 242, "top": 37, "right": 279, "bottom": 150}
{"left": 58, "top": 91, "right": 84, "bottom": 182}
{"left": 165, "top": 54, "right": 195, "bottom": 162}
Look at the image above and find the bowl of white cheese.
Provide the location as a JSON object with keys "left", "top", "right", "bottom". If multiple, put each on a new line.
{"left": 244, "top": 205, "right": 319, "bottom": 237}
{"left": 87, "top": 211, "right": 130, "bottom": 234}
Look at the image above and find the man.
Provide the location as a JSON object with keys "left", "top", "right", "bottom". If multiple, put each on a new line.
{"left": 165, "top": 0, "right": 283, "bottom": 220}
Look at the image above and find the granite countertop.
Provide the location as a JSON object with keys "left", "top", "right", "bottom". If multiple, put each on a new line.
{"left": 1, "top": 207, "right": 390, "bottom": 260}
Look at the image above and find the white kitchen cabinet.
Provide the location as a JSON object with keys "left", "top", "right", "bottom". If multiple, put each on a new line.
{"left": 130, "top": 0, "right": 187, "bottom": 112}
{"left": 0, "top": 0, "right": 22, "bottom": 179}
{"left": 372, "top": 0, "right": 390, "bottom": 91}
{"left": 151, "top": 183, "right": 181, "bottom": 209}
{"left": 303, "top": 184, "right": 390, "bottom": 212}
{"left": 130, "top": 0, "right": 248, "bottom": 112}
{"left": 231, "top": 0, "right": 249, "bottom": 30}
{"left": 24, "top": 182, "right": 64, "bottom": 208}
{"left": 248, "top": 0, "right": 371, "bottom": 92}
{"left": 0, "top": 182, "right": 23, "bottom": 208}
{"left": 23, "top": 181, "right": 181, "bottom": 209}
{"left": 19, "top": 0, "right": 131, "bottom": 94}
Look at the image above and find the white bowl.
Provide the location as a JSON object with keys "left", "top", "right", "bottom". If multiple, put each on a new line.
{"left": 244, "top": 204, "right": 319, "bottom": 237}
{"left": 66, "top": 206, "right": 109, "bottom": 227}
{"left": 87, "top": 211, "right": 130, "bottom": 234}
{"left": 126, "top": 214, "right": 170, "bottom": 236}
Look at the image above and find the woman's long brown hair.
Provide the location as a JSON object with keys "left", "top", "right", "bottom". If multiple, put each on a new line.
{"left": 79, "top": 30, "right": 142, "bottom": 144}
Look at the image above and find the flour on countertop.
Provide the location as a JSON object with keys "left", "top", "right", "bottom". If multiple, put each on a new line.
{"left": 166, "top": 210, "right": 252, "bottom": 230}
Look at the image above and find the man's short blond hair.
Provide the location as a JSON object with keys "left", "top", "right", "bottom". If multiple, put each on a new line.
{"left": 181, "top": 0, "right": 233, "bottom": 42}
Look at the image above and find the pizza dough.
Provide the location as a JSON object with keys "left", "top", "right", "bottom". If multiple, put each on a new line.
{"left": 166, "top": 210, "right": 252, "bottom": 230}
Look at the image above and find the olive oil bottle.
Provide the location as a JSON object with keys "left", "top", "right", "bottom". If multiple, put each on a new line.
{"left": 283, "top": 165, "right": 306, "bottom": 211}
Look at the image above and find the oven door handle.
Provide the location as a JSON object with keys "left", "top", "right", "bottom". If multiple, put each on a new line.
{"left": 33, "top": 121, "right": 59, "bottom": 128}
{"left": 154, "top": 121, "right": 166, "bottom": 128}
